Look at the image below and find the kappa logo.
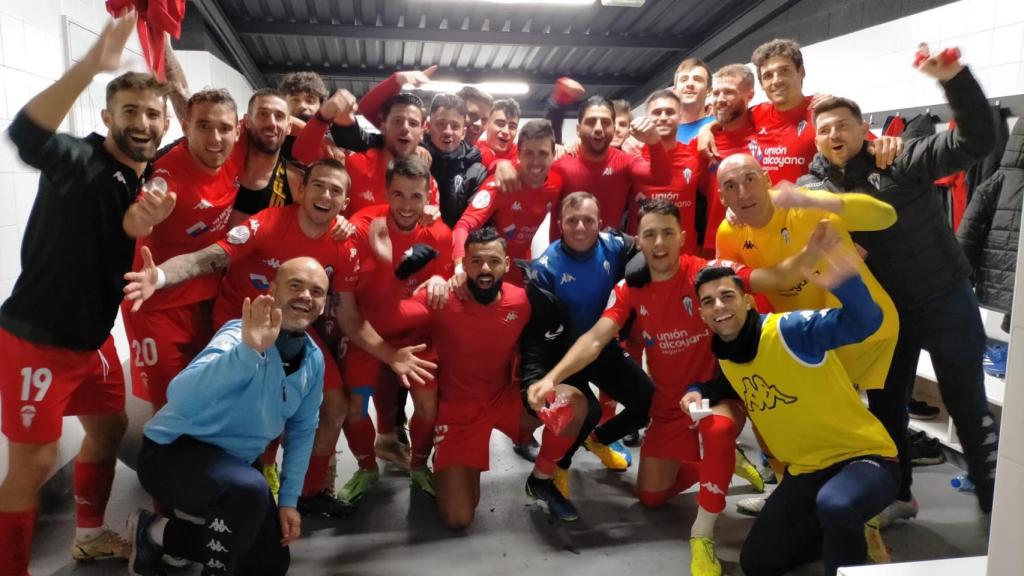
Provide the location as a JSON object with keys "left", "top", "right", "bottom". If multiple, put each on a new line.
{"left": 758, "top": 127, "right": 768, "bottom": 136}
{"left": 206, "top": 539, "right": 229, "bottom": 553}
{"left": 560, "top": 272, "right": 575, "bottom": 285}
{"left": 206, "top": 559, "right": 227, "bottom": 571}
{"left": 538, "top": 255, "right": 550, "bottom": 268}
{"left": 362, "top": 190, "right": 375, "bottom": 203}
{"left": 20, "top": 406, "right": 35, "bottom": 429}
{"left": 701, "top": 481, "right": 726, "bottom": 496}
{"left": 194, "top": 198, "right": 214, "bottom": 209}
{"left": 781, "top": 227, "right": 791, "bottom": 244}
{"left": 868, "top": 172, "right": 882, "bottom": 190}
{"left": 208, "top": 518, "right": 232, "bottom": 534}
{"left": 505, "top": 311, "right": 519, "bottom": 322}
{"left": 796, "top": 119, "right": 808, "bottom": 136}
{"left": 249, "top": 220, "right": 260, "bottom": 233}
{"left": 511, "top": 201, "right": 523, "bottom": 211}
{"left": 113, "top": 171, "right": 126, "bottom": 184}
{"left": 742, "top": 240, "right": 756, "bottom": 250}
{"left": 264, "top": 258, "right": 281, "bottom": 269}
{"left": 186, "top": 221, "right": 209, "bottom": 237}
{"left": 249, "top": 274, "right": 271, "bottom": 290}
{"left": 602, "top": 167, "right": 614, "bottom": 176}
{"left": 741, "top": 374, "right": 798, "bottom": 412}
{"left": 683, "top": 167, "right": 692, "bottom": 184}
{"left": 603, "top": 260, "right": 611, "bottom": 274}
{"left": 683, "top": 295, "right": 694, "bottom": 316}
{"left": 544, "top": 325, "right": 564, "bottom": 340}
{"left": 639, "top": 305, "right": 649, "bottom": 316}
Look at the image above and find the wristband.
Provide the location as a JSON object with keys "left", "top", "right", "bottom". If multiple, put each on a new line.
{"left": 155, "top": 267, "right": 167, "bottom": 290}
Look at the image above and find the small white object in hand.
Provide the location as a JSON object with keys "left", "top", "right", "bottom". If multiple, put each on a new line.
{"left": 689, "top": 399, "right": 712, "bottom": 422}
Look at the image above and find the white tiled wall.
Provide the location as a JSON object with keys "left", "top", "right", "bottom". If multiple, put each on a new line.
{"left": 749, "top": 0, "right": 1024, "bottom": 116}
{"left": 0, "top": 1, "right": 253, "bottom": 481}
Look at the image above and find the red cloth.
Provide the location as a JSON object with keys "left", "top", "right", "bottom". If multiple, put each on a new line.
{"left": 883, "top": 116, "right": 906, "bottom": 136}
{"left": 934, "top": 121, "right": 969, "bottom": 231}
{"left": 106, "top": 0, "right": 186, "bottom": 81}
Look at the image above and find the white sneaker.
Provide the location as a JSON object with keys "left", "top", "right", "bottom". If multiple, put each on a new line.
{"left": 737, "top": 495, "right": 768, "bottom": 516}
{"left": 878, "top": 497, "right": 918, "bottom": 529}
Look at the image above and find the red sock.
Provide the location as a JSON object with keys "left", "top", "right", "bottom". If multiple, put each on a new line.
{"left": 73, "top": 459, "right": 115, "bottom": 529}
{"left": 374, "top": 371, "right": 398, "bottom": 435}
{"left": 0, "top": 508, "right": 36, "bottom": 576}
{"left": 343, "top": 417, "right": 378, "bottom": 470}
{"left": 261, "top": 437, "right": 282, "bottom": 467}
{"left": 598, "top": 390, "right": 617, "bottom": 426}
{"left": 536, "top": 425, "right": 577, "bottom": 476}
{"left": 409, "top": 413, "right": 434, "bottom": 469}
{"left": 301, "top": 453, "right": 332, "bottom": 497}
{"left": 696, "top": 414, "right": 738, "bottom": 513}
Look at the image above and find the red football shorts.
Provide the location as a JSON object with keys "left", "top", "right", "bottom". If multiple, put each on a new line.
{"left": 307, "top": 328, "right": 343, "bottom": 393}
{"left": 432, "top": 386, "right": 523, "bottom": 472}
{"left": 0, "top": 328, "right": 125, "bottom": 443}
{"left": 340, "top": 338, "right": 437, "bottom": 393}
{"left": 121, "top": 301, "right": 213, "bottom": 407}
{"left": 640, "top": 414, "right": 701, "bottom": 463}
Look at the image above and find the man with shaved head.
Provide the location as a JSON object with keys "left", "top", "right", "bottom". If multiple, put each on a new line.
{"left": 128, "top": 257, "right": 328, "bottom": 576}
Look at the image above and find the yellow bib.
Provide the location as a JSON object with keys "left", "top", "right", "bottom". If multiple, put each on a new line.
{"left": 720, "top": 314, "right": 896, "bottom": 475}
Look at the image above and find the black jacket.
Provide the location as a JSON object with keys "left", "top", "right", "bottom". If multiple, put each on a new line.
{"left": 956, "top": 117, "right": 1023, "bottom": 313}
{"left": 329, "top": 124, "right": 487, "bottom": 228}
{"left": 798, "top": 68, "right": 994, "bottom": 310}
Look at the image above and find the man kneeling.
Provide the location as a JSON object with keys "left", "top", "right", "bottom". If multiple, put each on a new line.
{"left": 690, "top": 251, "right": 898, "bottom": 576}
{"left": 128, "top": 257, "right": 329, "bottom": 576}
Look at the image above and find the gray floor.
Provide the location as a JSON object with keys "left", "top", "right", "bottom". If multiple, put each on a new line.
{"left": 29, "top": 426, "right": 989, "bottom": 576}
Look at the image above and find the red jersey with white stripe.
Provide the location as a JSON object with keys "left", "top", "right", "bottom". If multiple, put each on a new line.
{"left": 415, "top": 284, "right": 530, "bottom": 405}
{"left": 749, "top": 96, "right": 816, "bottom": 184}
{"left": 349, "top": 205, "right": 453, "bottom": 339}
{"left": 551, "top": 144, "right": 671, "bottom": 236}
{"left": 476, "top": 141, "right": 518, "bottom": 171}
{"left": 453, "top": 172, "right": 562, "bottom": 285}
{"left": 602, "top": 255, "right": 750, "bottom": 420}
{"left": 135, "top": 140, "right": 245, "bottom": 310}
{"left": 214, "top": 204, "right": 359, "bottom": 325}
{"left": 629, "top": 142, "right": 707, "bottom": 248}
{"left": 344, "top": 148, "right": 440, "bottom": 217}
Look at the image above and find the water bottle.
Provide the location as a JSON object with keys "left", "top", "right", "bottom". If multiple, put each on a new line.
{"left": 951, "top": 474, "right": 974, "bottom": 492}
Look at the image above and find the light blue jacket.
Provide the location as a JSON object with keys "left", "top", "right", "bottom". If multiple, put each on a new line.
{"left": 144, "top": 320, "right": 324, "bottom": 508}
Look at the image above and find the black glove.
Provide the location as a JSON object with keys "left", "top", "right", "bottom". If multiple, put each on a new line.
{"left": 624, "top": 251, "right": 651, "bottom": 288}
{"left": 395, "top": 244, "right": 439, "bottom": 280}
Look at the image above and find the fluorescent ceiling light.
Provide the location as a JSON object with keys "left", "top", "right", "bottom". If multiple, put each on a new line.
{"left": 412, "top": 0, "right": 594, "bottom": 4}
{"left": 404, "top": 80, "right": 530, "bottom": 95}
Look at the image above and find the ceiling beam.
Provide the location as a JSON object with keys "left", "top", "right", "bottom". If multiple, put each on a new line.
{"left": 265, "top": 67, "right": 648, "bottom": 88}
{"left": 234, "top": 21, "right": 690, "bottom": 51}
{"left": 190, "top": 0, "right": 267, "bottom": 88}
{"left": 622, "top": 0, "right": 801, "bottom": 103}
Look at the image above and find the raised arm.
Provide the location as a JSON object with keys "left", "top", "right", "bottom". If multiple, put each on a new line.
{"left": 525, "top": 316, "right": 620, "bottom": 410}
{"left": 122, "top": 244, "right": 230, "bottom": 311}
{"left": 770, "top": 182, "right": 897, "bottom": 232}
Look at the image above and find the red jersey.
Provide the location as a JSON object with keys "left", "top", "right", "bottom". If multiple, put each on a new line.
{"left": 749, "top": 96, "right": 817, "bottom": 184}
{"left": 214, "top": 204, "right": 359, "bottom": 326}
{"left": 345, "top": 148, "right": 440, "bottom": 217}
{"left": 602, "top": 255, "right": 750, "bottom": 420}
{"left": 453, "top": 173, "right": 562, "bottom": 285}
{"left": 349, "top": 205, "right": 453, "bottom": 339}
{"left": 550, "top": 145, "right": 671, "bottom": 237}
{"left": 629, "top": 142, "right": 707, "bottom": 248}
{"left": 476, "top": 141, "right": 518, "bottom": 171}
{"left": 136, "top": 140, "right": 244, "bottom": 310}
{"left": 702, "top": 124, "right": 759, "bottom": 253}
{"left": 416, "top": 284, "right": 530, "bottom": 405}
